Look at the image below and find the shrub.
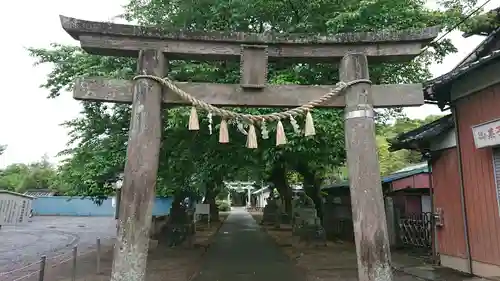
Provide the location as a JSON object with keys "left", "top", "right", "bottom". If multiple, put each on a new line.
{"left": 217, "top": 200, "right": 231, "bottom": 211}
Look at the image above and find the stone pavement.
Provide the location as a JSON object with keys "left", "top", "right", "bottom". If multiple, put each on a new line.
{"left": 191, "top": 208, "right": 305, "bottom": 281}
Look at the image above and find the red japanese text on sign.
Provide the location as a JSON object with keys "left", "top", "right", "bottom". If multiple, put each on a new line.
{"left": 472, "top": 119, "right": 500, "bottom": 149}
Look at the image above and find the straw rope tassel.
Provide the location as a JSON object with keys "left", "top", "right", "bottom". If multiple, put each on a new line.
{"left": 219, "top": 119, "right": 229, "bottom": 143}
{"left": 247, "top": 124, "right": 258, "bottom": 149}
{"left": 188, "top": 106, "right": 199, "bottom": 130}
{"left": 276, "top": 120, "right": 287, "bottom": 146}
{"left": 304, "top": 111, "right": 316, "bottom": 136}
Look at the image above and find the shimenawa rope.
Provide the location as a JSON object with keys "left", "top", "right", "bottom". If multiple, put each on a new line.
{"left": 132, "top": 75, "right": 371, "bottom": 124}
{"left": 132, "top": 75, "right": 371, "bottom": 148}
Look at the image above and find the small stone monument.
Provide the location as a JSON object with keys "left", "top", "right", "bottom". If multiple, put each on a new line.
{"left": 261, "top": 189, "right": 283, "bottom": 226}
{"left": 274, "top": 195, "right": 283, "bottom": 228}
{"left": 292, "top": 193, "right": 317, "bottom": 224}
{"left": 292, "top": 193, "right": 326, "bottom": 246}
{"left": 261, "top": 197, "right": 276, "bottom": 224}
{"left": 262, "top": 199, "right": 277, "bottom": 224}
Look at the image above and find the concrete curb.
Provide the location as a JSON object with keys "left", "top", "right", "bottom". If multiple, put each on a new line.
{"left": 392, "top": 264, "right": 430, "bottom": 280}
{"left": 391, "top": 264, "right": 493, "bottom": 281}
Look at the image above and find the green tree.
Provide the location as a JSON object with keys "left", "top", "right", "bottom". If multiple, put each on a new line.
{"left": 462, "top": 5, "right": 500, "bottom": 37}
{"left": 377, "top": 136, "right": 404, "bottom": 176}
{"left": 0, "top": 155, "right": 57, "bottom": 192}
{"left": 379, "top": 114, "right": 444, "bottom": 139}
{"left": 29, "top": 0, "right": 473, "bottom": 220}
{"left": 0, "top": 164, "right": 30, "bottom": 191}
{"left": 0, "top": 144, "right": 6, "bottom": 155}
{"left": 331, "top": 115, "right": 446, "bottom": 177}
{"left": 377, "top": 114, "right": 445, "bottom": 174}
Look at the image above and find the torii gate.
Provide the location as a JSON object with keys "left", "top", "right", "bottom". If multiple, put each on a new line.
{"left": 59, "top": 16, "right": 438, "bottom": 281}
{"left": 224, "top": 181, "right": 256, "bottom": 207}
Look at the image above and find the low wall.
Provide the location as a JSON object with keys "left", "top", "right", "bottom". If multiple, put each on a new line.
{"left": 32, "top": 196, "right": 173, "bottom": 217}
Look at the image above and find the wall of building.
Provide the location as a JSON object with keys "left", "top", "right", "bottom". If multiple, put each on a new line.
{"left": 388, "top": 173, "right": 429, "bottom": 218}
{"left": 430, "top": 129, "right": 457, "bottom": 151}
{"left": 391, "top": 173, "right": 430, "bottom": 191}
{"left": 32, "top": 196, "right": 173, "bottom": 217}
{"left": 323, "top": 190, "right": 354, "bottom": 241}
{"left": 390, "top": 192, "right": 428, "bottom": 217}
{"left": 432, "top": 148, "right": 467, "bottom": 259}
{"left": 421, "top": 195, "right": 431, "bottom": 213}
{"left": 456, "top": 84, "right": 500, "bottom": 267}
{"left": 405, "top": 195, "right": 422, "bottom": 214}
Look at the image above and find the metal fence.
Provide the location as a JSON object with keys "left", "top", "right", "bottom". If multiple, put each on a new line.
{"left": 0, "top": 238, "right": 112, "bottom": 281}
{"left": 397, "top": 212, "right": 433, "bottom": 249}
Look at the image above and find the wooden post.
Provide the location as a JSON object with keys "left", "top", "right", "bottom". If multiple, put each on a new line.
{"left": 38, "top": 255, "right": 46, "bottom": 281}
{"left": 96, "top": 237, "right": 101, "bottom": 274}
{"left": 111, "top": 49, "right": 165, "bottom": 281}
{"left": 384, "top": 197, "right": 396, "bottom": 247}
{"left": 340, "top": 53, "right": 393, "bottom": 281}
{"left": 71, "top": 246, "right": 77, "bottom": 281}
{"left": 247, "top": 187, "right": 251, "bottom": 207}
{"left": 114, "top": 187, "right": 121, "bottom": 219}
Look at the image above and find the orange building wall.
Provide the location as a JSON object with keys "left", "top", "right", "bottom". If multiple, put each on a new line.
{"left": 455, "top": 85, "right": 500, "bottom": 266}
{"left": 391, "top": 174, "right": 430, "bottom": 191}
{"left": 432, "top": 148, "right": 467, "bottom": 258}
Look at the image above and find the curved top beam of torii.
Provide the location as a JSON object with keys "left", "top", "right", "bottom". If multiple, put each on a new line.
{"left": 59, "top": 15, "right": 439, "bottom": 62}
{"left": 60, "top": 15, "right": 439, "bottom": 109}
{"left": 224, "top": 181, "right": 258, "bottom": 192}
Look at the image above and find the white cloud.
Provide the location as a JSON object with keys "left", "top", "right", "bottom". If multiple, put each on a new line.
{"left": 0, "top": 0, "right": 497, "bottom": 168}
{"left": 0, "top": 0, "right": 126, "bottom": 168}
{"left": 403, "top": 30, "right": 489, "bottom": 119}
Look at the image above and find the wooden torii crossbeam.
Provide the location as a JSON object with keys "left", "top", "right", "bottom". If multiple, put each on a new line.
{"left": 74, "top": 78, "right": 424, "bottom": 108}
{"left": 59, "top": 15, "right": 439, "bottom": 281}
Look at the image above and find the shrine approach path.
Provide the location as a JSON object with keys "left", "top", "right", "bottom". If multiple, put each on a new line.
{"left": 191, "top": 207, "right": 305, "bottom": 281}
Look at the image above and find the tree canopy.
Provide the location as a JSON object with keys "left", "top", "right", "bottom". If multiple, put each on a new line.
{"left": 27, "top": 0, "right": 477, "bottom": 216}
{"left": 376, "top": 115, "right": 444, "bottom": 176}
{"left": 462, "top": 5, "right": 500, "bottom": 36}
{"left": 0, "top": 155, "right": 58, "bottom": 193}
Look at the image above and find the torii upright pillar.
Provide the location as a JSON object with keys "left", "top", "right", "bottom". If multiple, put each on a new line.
{"left": 341, "top": 54, "right": 392, "bottom": 279}
{"left": 247, "top": 187, "right": 252, "bottom": 208}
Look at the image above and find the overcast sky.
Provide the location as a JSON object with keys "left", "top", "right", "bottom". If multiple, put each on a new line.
{"left": 0, "top": 0, "right": 498, "bottom": 168}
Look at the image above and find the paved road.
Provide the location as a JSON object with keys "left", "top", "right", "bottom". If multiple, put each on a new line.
{"left": 192, "top": 208, "right": 306, "bottom": 281}
{"left": 0, "top": 216, "right": 116, "bottom": 274}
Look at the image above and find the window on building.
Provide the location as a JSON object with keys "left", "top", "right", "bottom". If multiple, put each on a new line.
{"left": 493, "top": 147, "right": 500, "bottom": 216}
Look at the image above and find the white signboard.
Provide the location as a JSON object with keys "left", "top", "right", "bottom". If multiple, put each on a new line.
{"left": 472, "top": 118, "right": 500, "bottom": 149}
{"left": 0, "top": 193, "right": 32, "bottom": 225}
{"left": 195, "top": 203, "right": 210, "bottom": 215}
{"left": 193, "top": 203, "right": 211, "bottom": 228}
